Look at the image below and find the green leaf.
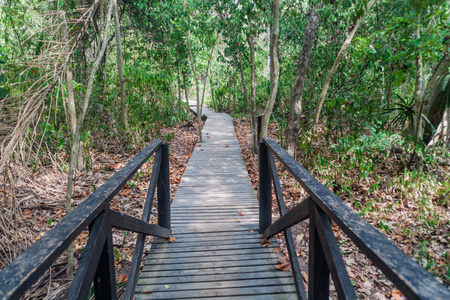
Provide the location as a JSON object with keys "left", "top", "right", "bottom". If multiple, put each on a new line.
{"left": 0, "top": 88, "right": 7, "bottom": 99}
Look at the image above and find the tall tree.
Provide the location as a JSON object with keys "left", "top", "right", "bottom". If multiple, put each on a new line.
{"left": 113, "top": 0, "right": 128, "bottom": 131}
{"left": 247, "top": 19, "right": 258, "bottom": 154}
{"left": 261, "top": 0, "right": 280, "bottom": 138}
{"left": 285, "top": 4, "right": 321, "bottom": 157}
{"left": 313, "top": 0, "right": 376, "bottom": 126}
{"left": 64, "top": 0, "right": 115, "bottom": 278}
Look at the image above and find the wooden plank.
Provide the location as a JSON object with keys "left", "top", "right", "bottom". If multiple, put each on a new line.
{"left": 134, "top": 285, "right": 297, "bottom": 299}
{"left": 136, "top": 271, "right": 292, "bottom": 285}
{"left": 109, "top": 211, "right": 170, "bottom": 238}
{"left": 152, "top": 234, "right": 261, "bottom": 244}
{"left": 171, "top": 206, "right": 258, "bottom": 211}
{"left": 147, "top": 248, "right": 281, "bottom": 260}
{"left": 264, "top": 197, "right": 311, "bottom": 239}
{"left": 139, "top": 265, "right": 283, "bottom": 279}
{"left": 170, "top": 224, "right": 258, "bottom": 234}
{"left": 152, "top": 236, "right": 261, "bottom": 245}
{"left": 151, "top": 238, "right": 264, "bottom": 249}
{"left": 135, "top": 278, "right": 295, "bottom": 293}
{"left": 171, "top": 219, "right": 259, "bottom": 224}
{"left": 172, "top": 209, "right": 258, "bottom": 214}
{"left": 203, "top": 295, "right": 297, "bottom": 300}
{"left": 149, "top": 242, "right": 276, "bottom": 254}
{"left": 158, "top": 230, "right": 261, "bottom": 238}
{"left": 171, "top": 214, "right": 259, "bottom": 219}
{"left": 145, "top": 252, "right": 282, "bottom": 266}
{"left": 142, "top": 259, "right": 279, "bottom": 273}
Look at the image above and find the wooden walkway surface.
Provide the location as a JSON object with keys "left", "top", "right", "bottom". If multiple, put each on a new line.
{"left": 134, "top": 107, "right": 297, "bottom": 299}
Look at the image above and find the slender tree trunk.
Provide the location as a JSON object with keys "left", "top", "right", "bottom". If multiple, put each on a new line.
{"left": 443, "top": 105, "right": 449, "bottom": 143}
{"left": 201, "top": 45, "right": 216, "bottom": 107}
{"left": 66, "top": 66, "right": 85, "bottom": 171}
{"left": 261, "top": 0, "right": 280, "bottom": 138}
{"left": 183, "top": 72, "right": 190, "bottom": 120}
{"left": 413, "top": 34, "right": 424, "bottom": 142}
{"left": 113, "top": 0, "right": 128, "bottom": 130}
{"left": 248, "top": 30, "right": 258, "bottom": 154}
{"left": 186, "top": 36, "right": 202, "bottom": 142}
{"left": 65, "top": 0, "right": 114, "bottom": 279}
{"left": 176, "top": 62, "right": 182, "bottom": 118}
{"left": 239, "top": 57, "right": 250, "bottom": 114}
{"left": 285, "top": 5, "right": 320, "bottom": 157}
{"left": 62, "top": 13, "right": 79, "bottom": 280}
{"left": 313, "top": 0, "right": 376, "bottom": 126}
{"left": 184, "top": 0, "right": 202, "bottom": 142}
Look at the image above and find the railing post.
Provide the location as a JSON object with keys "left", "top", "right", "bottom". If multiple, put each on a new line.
{"left": 257, "top": 114, "right": 263, "bottom": 143}
{"left": 258, "top": 140, "right": 272, "bottom": 233}
{"left": 93, "top": 208, "right": 117, "bottom": 300}
{"left": 158, "top": 143, "right": 171, "bottom": 230}
{"left": 308, "top": 202, "right": 329, "bottom": 300}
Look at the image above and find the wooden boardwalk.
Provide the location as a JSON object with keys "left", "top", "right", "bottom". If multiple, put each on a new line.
{"left": 134, "top": 107, "right": 297, "bottom": 299}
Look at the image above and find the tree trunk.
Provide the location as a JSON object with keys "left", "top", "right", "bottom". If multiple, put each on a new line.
{"left": 177, "top": 62, "right": 182, "bottom": 118}
{"left": 66, "top": 66, "right": 85, "bottom": 171}
{"left": 183, "top": 72, "right": 190, "bottom": 120}
{"left": 184, "top": 0, "right": 202, "bottom": 142}
{"left": 64, "top": 0, "right": 114, "bottom": 279}
{"left": 201, "top": 45, "right": 216, "bottom": 108}
{"left": 285, "top": 5, "right": 320, "bottom": 157}
{"left": 261, "top": 0, "right": 280, "bottom": 138}
{"left": 248, "top": 33, "right": 258, "bottom": 154}
{"left": 413, "top": 31, "right": 424, "bottom": 142}
{"left": 313, "top": 0, "right": 376, "bottom": 126}
{"left": 186, "top": 35, "right": 202, "bottom": 142}
{"left": 239, "top": 57, "right": 250, "bottom": 114}
{"left": 113, "top": 0, "right": 128, "bottom": 130}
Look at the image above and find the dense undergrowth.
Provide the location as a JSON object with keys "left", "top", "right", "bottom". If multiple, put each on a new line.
{"left": 233, "top": 116, "right": 450, "bottom": 292}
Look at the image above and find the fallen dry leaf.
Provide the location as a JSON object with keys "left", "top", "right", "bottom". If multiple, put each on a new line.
{"left": 274, "top": 247, "right": 282, "bottom": 253}
{"left": 237, "top": 210, "right": 245, "bottom": 216}
{"left": 278, "top": 256, "right": 289, "bottom": 264}
{"left": 276, "top": 263, "right": 291, "bottom": 271}
{"left": 301, "top": 271, "right": 308, "bottom": 283}
{"left": 141, "top": 290, "right": 155, "bottom": 294}
{"left": 391, "top": 289, "right": 403, "bottom": 300}
{"left": 236, "top": 219, "right": 242, "bottom": 223}
{"left": 166, "top": 236, "right": 176, "bottom": 243}
{"left": 117, "top": 274, "right": 128, "bottom": 283}
{"left": 262, "top": 238, "right": 272, "bottom": 247}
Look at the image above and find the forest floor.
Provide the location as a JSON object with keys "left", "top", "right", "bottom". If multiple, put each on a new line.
{"left": 1, "top": 116, "right": 448, "bottom": 299}
{"left": 233, "top": 117, "right": 449, "bottom": 300}
{"left": 0, "top": 123, "right": 199, "bottom": 299}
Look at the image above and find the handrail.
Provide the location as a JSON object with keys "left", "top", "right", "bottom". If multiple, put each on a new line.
{"left": 258, "top": 137, "right": 450, "bottom": 300}
{"left": 0, "top": 139, "right": 171, "bottom": 300}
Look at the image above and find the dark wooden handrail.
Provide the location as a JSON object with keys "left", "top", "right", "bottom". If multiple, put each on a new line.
{"left": 0, "top": 139, "right": 171, "bottom": 300}
{"left": 258, "top": 137, "right": 450, "bottom": 300}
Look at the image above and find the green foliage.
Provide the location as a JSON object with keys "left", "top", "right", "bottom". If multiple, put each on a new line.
{"left": 383, "top": 95, "right": 415, "bottom": 129}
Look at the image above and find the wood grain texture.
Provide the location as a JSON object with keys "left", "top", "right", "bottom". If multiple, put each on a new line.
{"left": 135, "top": 107, "right": 296, "bottom": 299}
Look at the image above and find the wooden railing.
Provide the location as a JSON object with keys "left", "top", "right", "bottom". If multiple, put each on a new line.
{"left": 258, "top": 137, "right": 450, "bottom": 300}
{"left": 0, "top": 139, "right": 171, "bottom": 300}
